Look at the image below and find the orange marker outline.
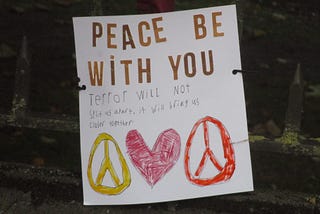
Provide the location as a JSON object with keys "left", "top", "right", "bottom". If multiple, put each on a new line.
{"left": 184, "top": 116, "right": 235, "bottom": 186}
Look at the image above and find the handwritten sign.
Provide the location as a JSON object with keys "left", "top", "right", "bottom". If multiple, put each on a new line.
{"left": 73, "top": 5, "right": 253, "bottom": 205}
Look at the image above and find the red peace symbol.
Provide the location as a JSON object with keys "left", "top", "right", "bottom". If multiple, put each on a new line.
{"left": 184, "top": 116, "right": 235, "bottom": 186}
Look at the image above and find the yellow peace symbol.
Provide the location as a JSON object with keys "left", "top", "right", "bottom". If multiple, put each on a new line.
{"left": 87, "top": 133, "right": 131, "bottom": 195}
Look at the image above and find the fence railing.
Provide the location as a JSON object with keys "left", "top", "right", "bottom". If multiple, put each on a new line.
{"left": 0, "top": 36, "right": 79, "bottom": 133}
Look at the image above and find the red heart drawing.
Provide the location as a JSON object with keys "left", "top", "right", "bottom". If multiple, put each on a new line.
{"left": 126, "top": 129, "right": 181, "bottom": 186}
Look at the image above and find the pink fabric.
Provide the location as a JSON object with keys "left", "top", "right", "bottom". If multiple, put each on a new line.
{"left": 137, "top": 0, "right": 175, "bottom": 13}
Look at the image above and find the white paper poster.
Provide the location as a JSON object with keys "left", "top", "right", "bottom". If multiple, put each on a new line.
{"left": 73, "top": 5, "right": 253, "bottom": 205}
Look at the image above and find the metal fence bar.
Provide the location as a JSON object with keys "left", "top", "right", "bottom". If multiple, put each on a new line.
{"left": 11, "top": 36, "right": 30, "bottom": 121}
{"left": 280, "top": 64, "right": 304, "bottom": 145}
{"left": 91, "top": 0, "right": 103, "bottom": 16}
{"left": 0, "top": 113, "right": 79, "bottom": 132}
